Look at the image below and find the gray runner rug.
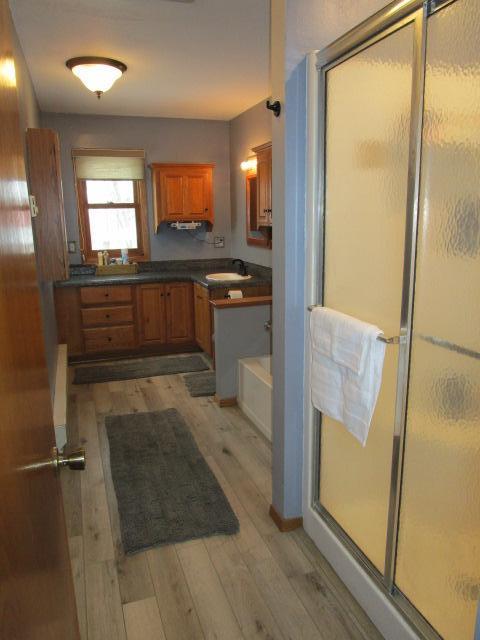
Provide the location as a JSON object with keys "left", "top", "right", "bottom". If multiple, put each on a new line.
{"left": 105, "top": 409, "right": 239, "bottom": 554}
{"left": 73, "top": 354, "right": 208, "bottom": 384}
{"left": 183, "top": 371, "right": 216, "bottom": 397}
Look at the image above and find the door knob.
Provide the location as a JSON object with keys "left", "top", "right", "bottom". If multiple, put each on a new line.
{"left": 52, "top": 447, "right": 86, "bottom": 471}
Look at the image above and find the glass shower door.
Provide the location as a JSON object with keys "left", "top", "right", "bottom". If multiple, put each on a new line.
{"left": 394, "top": 2, "right": 480, "bottom": 638}
{"left": 319, "top": 22, "right": 415, "bottom": 573}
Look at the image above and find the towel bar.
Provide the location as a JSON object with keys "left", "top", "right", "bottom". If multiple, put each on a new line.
{"left": 307, "top": 305, "right": 403, "bottom": 344}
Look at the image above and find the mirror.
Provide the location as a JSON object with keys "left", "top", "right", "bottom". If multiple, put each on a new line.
{"left": 246, "top": 171, "right": 271, "bottom": 248}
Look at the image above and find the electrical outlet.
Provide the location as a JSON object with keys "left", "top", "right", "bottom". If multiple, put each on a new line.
{"left": 68, "top": 241, "right": 77, "bottom": 254}
{"left": 214, "top": 236, "right": 225, "bottom": 248}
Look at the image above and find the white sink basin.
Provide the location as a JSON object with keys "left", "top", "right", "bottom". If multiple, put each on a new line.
{"left": 206, "top": 272, "right": 253, "bottom": 282}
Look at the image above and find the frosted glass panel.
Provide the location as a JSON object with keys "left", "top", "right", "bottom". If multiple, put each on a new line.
{"left": 319, "top": 24, "right": 414, "bottom": 572}
{"left": 395, "top": 2, "right": 480, "bottom": 638}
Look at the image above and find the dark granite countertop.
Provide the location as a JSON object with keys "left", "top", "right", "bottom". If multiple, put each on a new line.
{"left": 54, "top": 259, "right": 272, "bottom": 291}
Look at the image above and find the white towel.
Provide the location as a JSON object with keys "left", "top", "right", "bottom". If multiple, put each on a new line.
{"left": 310, "top": 307, "right": 386, "bottom": 446}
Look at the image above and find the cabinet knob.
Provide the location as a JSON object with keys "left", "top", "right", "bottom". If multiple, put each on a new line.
{"left": 108, "top": 337, "right": 112, "bottom": 342}
{"left": 105, "top": 314, "right": 110, "bottom": 319}
{"left": 104, "top": 293, "right": 109, "bottom": 298}
{"left": 204, "top": 208, "right": 208, "bottom": 212}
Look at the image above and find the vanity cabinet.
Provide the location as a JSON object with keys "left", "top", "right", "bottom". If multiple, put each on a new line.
{"left": 252, "top": 142, "right": 272, "bottom": 228}
{"left": 151, "top": 163, "right": 214, "bottom": 229}
{"left": 55, "top": 279, "right": 270, "bottom": 361}
{"left": 26, "top": 128, "right": 69, "bottom": 281}
{"left": 138, "top": 282, "right": 194, "bottom": 346}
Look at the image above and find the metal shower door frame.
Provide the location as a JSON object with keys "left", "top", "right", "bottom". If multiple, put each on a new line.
{"left": 310, "top": 1, "right": 458, "bottom": 638}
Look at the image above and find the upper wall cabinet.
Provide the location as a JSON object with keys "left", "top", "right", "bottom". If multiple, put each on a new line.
{"left": 252, "top": 142, "right": 272, "bottom": 229}
{"left": 151, "top": 163, "right": 214, "bottom": 230}
{"left": 26, "top": 128, "right": 68, "bottom": 281}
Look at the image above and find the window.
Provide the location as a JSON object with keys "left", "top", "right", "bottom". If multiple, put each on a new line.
{"left": 73, "top": 149, "right": 149, "bottom": 263}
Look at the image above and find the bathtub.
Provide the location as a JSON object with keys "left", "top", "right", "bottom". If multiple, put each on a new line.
{"left": 237, "top": 355, "right": 272, "bottom": 441}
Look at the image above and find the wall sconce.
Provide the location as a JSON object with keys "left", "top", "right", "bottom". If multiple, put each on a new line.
{"left": 240, "top": 157, "right": 257, "bottom": 172}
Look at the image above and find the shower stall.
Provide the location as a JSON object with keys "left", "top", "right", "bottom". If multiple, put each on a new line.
{"left": 304, "top": 1, "right": 480, "bottom": 639}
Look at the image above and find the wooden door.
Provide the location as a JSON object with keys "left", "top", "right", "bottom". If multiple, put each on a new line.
{"left": 139, "top": 284, "right": 166, "bottom": 344}
{"left": 165, "top": 282, "right": 194, "bottom": 344}
{"left": 194, "top": 284, "right": 212, "bottom": 355}
{"left": 0, "top": 2, "right": 80, "bottom": 638}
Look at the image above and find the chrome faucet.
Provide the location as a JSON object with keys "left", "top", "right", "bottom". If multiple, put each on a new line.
{"left": 232, "top": 259, "right": 247, "bottom": 276}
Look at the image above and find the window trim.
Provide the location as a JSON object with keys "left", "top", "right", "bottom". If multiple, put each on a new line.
{"left": 75, "top": 177, "right": 150, "bottom": 264}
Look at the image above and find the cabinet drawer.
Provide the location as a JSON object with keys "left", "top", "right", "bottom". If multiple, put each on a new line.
{"left": 81, "top": 305, "right": 133, "bottom": 327}
{"left": 80, "top": 285, "right": 132, "bottom": 305}
{"left": 83, "top": 325, "right": 136, "bottom": 354}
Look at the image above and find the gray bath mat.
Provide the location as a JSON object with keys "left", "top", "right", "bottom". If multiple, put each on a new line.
{"left": 73, "top": 354, "right": 208, "bottom": 384}
{"left": 105, "top": 409, "right": 239, "bottom": 554}
{"left": 183, "top": 371, "right": 216, "bottom": 397}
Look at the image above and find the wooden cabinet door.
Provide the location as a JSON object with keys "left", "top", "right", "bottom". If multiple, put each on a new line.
{"left": 194, "top": 284, "right": 212, "bottom": 355}
{"left": 162, "top": 173, "right": 184, "bottom": 219}
{"left": 254, "top": 143, "right": 272, "bottom": 228}
{"left": 152, "top": 164, "right": 214, "bottom": 227}
{"left": 184, "top": 170, "right": 210, "bottom": 218}
{"left": 165, "top": 282, "right": 194, "bottom": 344}
{"left": 139, "top": 284, "right": 166, "bottom": 344}
{"left": 26, "top": 128, "right": 69, "bottom": 281}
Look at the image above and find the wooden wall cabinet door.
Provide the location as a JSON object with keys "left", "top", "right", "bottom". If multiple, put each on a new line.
{"left": 252, "top": 142, "right": 272, "bottom": 228}
{"left": 138, "top": 284, "right": 167, "bottom": 344}
{"left": 194, "top": 283, "right": 212, "bottom": 355}
{"left": 26, "top": 128, "right": 69, "bottom": 281}
{"left": 165, "top": 282, "right": 194, "bottom": 344}
{"left": 152, "top": 163, "right": 214, "bottom": 229}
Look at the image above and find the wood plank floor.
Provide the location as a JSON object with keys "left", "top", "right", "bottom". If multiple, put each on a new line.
{"left": 61, "top": 358, "right": 383, "bottom": 640}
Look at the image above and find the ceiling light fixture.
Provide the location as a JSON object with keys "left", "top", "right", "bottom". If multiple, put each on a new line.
{"left": 66, "top": 57, "right": 127, "bottom": 99}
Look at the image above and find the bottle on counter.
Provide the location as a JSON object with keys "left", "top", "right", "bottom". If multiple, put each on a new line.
{"left": 97, "top": 251, "right": 104, "bottom": 266}
{"left": 103, "top": 250, "right": 109, "bottom": 265}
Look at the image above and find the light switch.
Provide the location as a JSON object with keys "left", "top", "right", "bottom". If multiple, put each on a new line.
{"left": 68, "top": 241, "right": 77, "bottom": 254}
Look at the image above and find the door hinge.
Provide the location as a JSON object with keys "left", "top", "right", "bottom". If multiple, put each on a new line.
{"left": 29, "top": 194, "right": 39, "bottom": 218}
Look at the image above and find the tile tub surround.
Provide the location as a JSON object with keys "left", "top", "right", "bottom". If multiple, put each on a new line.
{"left": 55, "top": 259, "right": 272, "bottom": 290}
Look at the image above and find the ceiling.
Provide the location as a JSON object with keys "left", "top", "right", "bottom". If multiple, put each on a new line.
{"left": 10, "top": 0, "right": 270, "bottom": 120}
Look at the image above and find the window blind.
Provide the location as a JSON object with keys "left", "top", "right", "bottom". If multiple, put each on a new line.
{"left": 73, "top": 149, "right": 145, "bottom": 180}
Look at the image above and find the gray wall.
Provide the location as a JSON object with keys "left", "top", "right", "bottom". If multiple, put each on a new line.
{"left": 229, "top": 100, "right": 272, "bottom": 267}
{"left": 213, "top": 304, "right": 271, "bottom": 400}
{"left": 271, "top": 0, "right": 392, "bottom": 520}
{"left": 41, "top": 112, "right": 232, "bottom": 265}
{"left": 12, "top": 26, "right": 58, "bottom": 401}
